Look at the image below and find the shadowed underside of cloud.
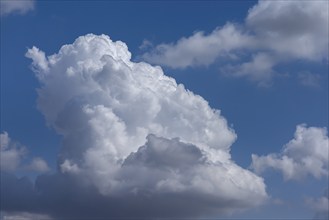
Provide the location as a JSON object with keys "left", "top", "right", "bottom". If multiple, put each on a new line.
{"left": 141, "top": 0, "right": 328, "bottom": 85}
{"left": 1, "top": 136, "right": 265, "bottom": 219}
{"left": 0, "top": 34, "right": 268, "bottom": 219}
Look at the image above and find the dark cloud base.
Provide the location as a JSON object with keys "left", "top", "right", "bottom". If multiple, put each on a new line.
{"left": 1, "top": 171, "right": 252, "bottom": 219}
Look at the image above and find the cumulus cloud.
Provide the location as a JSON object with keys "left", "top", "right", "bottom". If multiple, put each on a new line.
{"left": 141, "top": 0, "right": 328, "bottom": 83}
{"left": 12, "top": 34, "right": 268, "bottom": 218}
{"left": 0, "top": 132, "right": 49, "bottom": 173}
{"left": 0, "top": 0, "right": 35, "bottom": 17}
{"left": 251, "top": 124, "right": 329, "bottom": 180}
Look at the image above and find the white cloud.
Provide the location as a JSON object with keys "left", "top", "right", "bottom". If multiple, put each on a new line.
{"left": 142, "top": 23, "right": 252, "bottom": 69}
{"left": 0, "top": 132, "right": 49, "bottom": 173}
{"left": 0, "top": 0, "right": 35, "bottom": 17}
{"left": 251, "top": 124, "right": 329, "bottom": 180}
{"left": 141, "top": 0, "right": 328, "bottom": 83}
{"left": 23, "top": 34, "right": 268, "bottom": 218}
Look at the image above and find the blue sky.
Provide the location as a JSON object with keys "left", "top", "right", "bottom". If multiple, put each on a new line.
{"left": 1, "top": 0, "right": 328, "bottom": 219}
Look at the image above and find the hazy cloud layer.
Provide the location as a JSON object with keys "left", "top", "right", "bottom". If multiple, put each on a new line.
{"left": 0, "top": 0, "right": 35, "bottom": 16}
{"left": 0, "top": 211, "right": 53, "bottom": 220}
{"left": 142, "top": 0, "right": 328, "bottom": 84}
{"left": 306, "top": 189, "right": 329, "bottom": 219}
{"left": 0, "top": 132, "right": 49, "bottom": 173}
{"left": 3, "top": 34, "right": 269, "bottom": 218}
{"left": 251, "top": 124, "right": 329, "bottom": 180}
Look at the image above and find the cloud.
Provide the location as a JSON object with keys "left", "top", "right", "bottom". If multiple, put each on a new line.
{"left": 220, "top": 52, "right": 275, "bottom": 86}
{"left": 142, "top": 23, "right": 252, "bottom": 69}
{"left": 298, "top": 71, "right": 322, "bottom": 88}
{"left": 0, "top": 0, "right": 35, "bottom": 17}
{"left": 141, "top": 0, "right": 328, "bottom": 83}
{"left": 25, "top": 158, "right": 50, "bottom": 173}
{"left": 1, "top": 212, "right": 53, "bottom": 220}
{"left": 0, "top": 132, "right": 25, "bottom": 171}
{"left": 15, "top": 34, "right": 268, "bottom": 218}
{"left": 246, "top": 0, "right": 328, "bottom": 61}
{"left": 251, "top": 124, "right": 329, "bottom": 180}
{"left": 305, "top": 189, "right": 329, "bottom": 219}
{"left": 0, "top": 132, "right": 49, "bottom": 173}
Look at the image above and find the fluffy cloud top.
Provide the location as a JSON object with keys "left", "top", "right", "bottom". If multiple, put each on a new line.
{"left": 0, "top": 0, "right": 35, "bottom": 16}
{"left": 21, "top": 34, "right": 267, "bottom": 218}
{"left": 142, "top": 0, "right": 328, "bottom": 83}
{"left": 251, "top": 124, "right": 329, "bottom": 180}
{"left": 0, "top": 132, "right": 49, "bottom": 173}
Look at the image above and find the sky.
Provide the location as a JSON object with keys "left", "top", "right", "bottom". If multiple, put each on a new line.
{"left": 0, "top": 0, "right": 328, "bottom": 219}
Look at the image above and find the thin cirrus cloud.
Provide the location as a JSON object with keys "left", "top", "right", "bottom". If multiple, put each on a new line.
{"left": 0, "top": 34, "right": 268, "bottom": 219}
{"left": 0, "top": 0, "right": 35, "bottom": 16}
{"left": 251, "top": 124, "right": 329, "bottom": 180}
{"left": 141, "top": 0, "right": 328, "bottom": 84}
{"left": 0, "top": 132, "right": 49, "bottom": 173}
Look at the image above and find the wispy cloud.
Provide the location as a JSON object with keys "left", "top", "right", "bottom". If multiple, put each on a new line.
{"left": 0, "top": 0, "right": 35, "bottom": 17}
{"left": 305, "top": 189, "right": 329, "bottom": 219}
{"left": 298, "top": 71, "right": 322, "bottom": 88}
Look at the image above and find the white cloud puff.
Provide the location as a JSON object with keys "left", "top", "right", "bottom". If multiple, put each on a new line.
{"left": 0, "top": 132, "right": 49, "bottom": 173}
{"left": 24, "top": 34, "right": 267, "bottom": 217}
{"left": 0, "top": 0, "right": 35, "bottom": 17}
{"left": 142, "top": 0, "right": 328, "bottom": 83}
{"left": 251, "top": 124, "right": 329, "bottom": 180}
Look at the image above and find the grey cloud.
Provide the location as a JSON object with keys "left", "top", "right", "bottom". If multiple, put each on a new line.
{"left": 123, "top": 134, "right": 205, "bottom": 169}
{"left": 220, "top": 52, "right": 275, "bottom": 86}
{"left": 0, "top": 135, "right": 267, "bottom": 219}
{"left": 0, "top": 132, "right": 49, "bottom": 173}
